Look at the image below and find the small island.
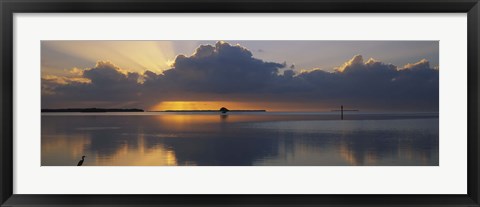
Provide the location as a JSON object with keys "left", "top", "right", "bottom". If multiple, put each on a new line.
{"left": 41, "top": 108, "right": 144, "bottom": 113}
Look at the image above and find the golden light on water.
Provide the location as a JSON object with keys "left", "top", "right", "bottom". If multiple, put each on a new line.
{"left": 93, "top": 134, "right": 180, "bottom": 166}
{"left": 40, "top": 115, "right": 439, "bottom": 166}
{"left": 41, "top": 134, "right": 91, "bottom": 164}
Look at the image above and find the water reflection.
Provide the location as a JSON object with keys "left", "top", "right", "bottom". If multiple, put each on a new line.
{"left": 41, "top": 113, "right": 439, "bottom": 166}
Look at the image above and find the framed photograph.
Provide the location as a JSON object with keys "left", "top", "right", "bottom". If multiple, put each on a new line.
{"left": 1, "top": 0, "right": 479, "bottom": 206}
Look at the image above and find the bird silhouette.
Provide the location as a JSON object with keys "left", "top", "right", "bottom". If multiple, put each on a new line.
{"left": 77, "top": 156, "right": 85, "bottom": 166}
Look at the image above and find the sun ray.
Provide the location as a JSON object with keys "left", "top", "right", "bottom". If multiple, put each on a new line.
{"left": 42, "top": 41, "right": 176, "bottom": 74}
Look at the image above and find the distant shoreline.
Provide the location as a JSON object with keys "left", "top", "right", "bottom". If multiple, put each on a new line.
{"left": 41, "top": 108, "right": 267, "bottom": 113}
{"left": 41, "top": 108, "right": 144, "bottom": 113}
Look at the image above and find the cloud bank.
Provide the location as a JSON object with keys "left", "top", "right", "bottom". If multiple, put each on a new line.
{"left": 42, "top": 41, "right": 439, "bottom": 111}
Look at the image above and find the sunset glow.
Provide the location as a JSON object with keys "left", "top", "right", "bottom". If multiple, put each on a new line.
{"left": 151, "top": 101, "right": 269, "bottom": 111}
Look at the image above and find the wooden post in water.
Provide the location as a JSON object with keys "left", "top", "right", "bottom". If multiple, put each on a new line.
{"left": 341, "top": 105, "right": 344, "bottom": 120}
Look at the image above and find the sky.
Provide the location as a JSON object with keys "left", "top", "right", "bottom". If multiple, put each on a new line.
{"left": 41, "top": 40, "right": 439, "bottom": 112}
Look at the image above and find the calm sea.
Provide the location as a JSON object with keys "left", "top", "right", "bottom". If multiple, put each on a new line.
{"left": 41, "top": 112, "right": 439, "bottom": 166}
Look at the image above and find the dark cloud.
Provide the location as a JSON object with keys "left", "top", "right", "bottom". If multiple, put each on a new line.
{"left": 149, "top": 41, "right": 285, "bottom": 93}
{"left": 293, "top": 55, "right": 439, "bottom": 110}
{"left": 42, "top": 42, "right": 439, "bottom": 111}
{"left": 42, "top": 61, "right": 141, "bottom": 108}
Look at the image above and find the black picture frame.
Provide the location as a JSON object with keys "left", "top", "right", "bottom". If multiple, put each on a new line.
{"left": 1, "top": 0, "right": 479, "bottom": 206}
